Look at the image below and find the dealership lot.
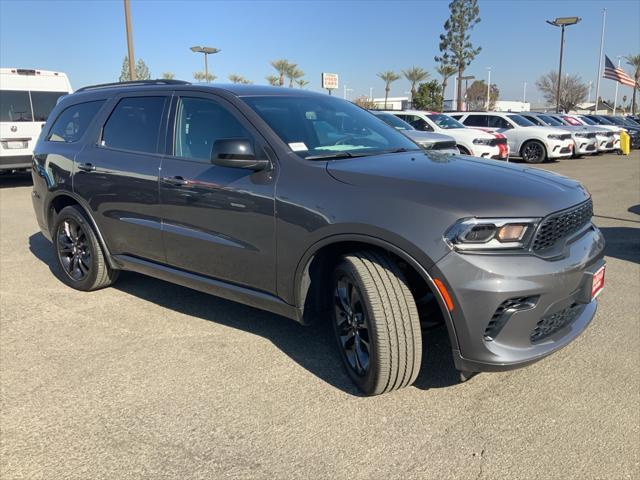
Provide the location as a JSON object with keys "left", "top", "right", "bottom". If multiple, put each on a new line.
{"left": 1, "top": 153, "right": 639, "bottom": 479}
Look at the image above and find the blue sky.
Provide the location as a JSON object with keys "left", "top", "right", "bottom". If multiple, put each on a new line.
{"left": 1, "top": 0, "right": 638, "bottom": 106}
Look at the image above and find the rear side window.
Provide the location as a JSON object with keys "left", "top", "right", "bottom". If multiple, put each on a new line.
{"left": 47, "top": 100, "right": 105, "bottom": 143}
{"left": 0, "top": 90, "right": 33, "bottom": 122}
{"left": 462, "top": 115, "right": 488, "bottom": 127}
{"left": 488, "top": 116, "right": 512, "bottom": 129}
{"left": 101, "top": 96, "right": 166, "bottom": 153}
{"left": 31, "top": 91, "right": 67, "bottom": 121}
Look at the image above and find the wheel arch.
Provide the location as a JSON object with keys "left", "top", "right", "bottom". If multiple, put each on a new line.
{"left": 293, "top": 234, "right": 459, "bottom": 349}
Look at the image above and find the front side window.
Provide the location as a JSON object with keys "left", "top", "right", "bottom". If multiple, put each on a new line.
{"left": 577, "top": 116, "right": 596, "bottom": 126}
{"left": 506, "top": 114, "right": 535, "bottom": 127}
{"left": 0, "top": 90, "right": 32, "bottom": 122}
{"left": 427, "top": 114, "right": 465, "bottom": 129}
{"left": 31, "top": 91, "right": 67, "bottom": 121}
{"left": 538, "top": 115, "right": 563, "bottom": 126}
{"left": 102, "top": 96, "right": 166, "bottom": 153}
{"left": 47, "top": 100, "right": 105, "bottom": 143}
{"left": 174, "top": 97, "right": 252, "bottom": 161}
{"left": 243, "top": 95, "right": 418, "bottom": 159}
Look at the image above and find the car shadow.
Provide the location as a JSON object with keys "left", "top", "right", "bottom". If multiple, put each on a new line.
{"left": 628, "top": 204, "right": 640, "bottom": 216}
{"left": 0, "top": 172, "right": 32, "bottom": 188}
{"left": 28, "top": 232, "right": 460, "bottom": 395}
{"left": 600, "top": 227, "right": 640, "bottom": 264}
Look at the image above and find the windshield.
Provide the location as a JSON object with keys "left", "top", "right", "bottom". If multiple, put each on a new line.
{"left": 590, "top": 116, "right": 613, "bottom": 125}
{"left": 374, "top": 112, "right": 413, "bottom": 131}
{"left": 538, "top": 115, "right": 564, "bottom": 126}
{"left": 624, "top": 117, "right": 640, "bottom": 127}
{"left": 244, "top": 95, "right": 420, "bottom": 159}
{"left": 603, "top": 116, "right": 625, "bottom": 126}
{"left": 507, "top": 114, "right": 536, "bottom": 127}
{"left": 0, "top": 90, "right": 32, "bottom": 122}
{"left": 427, "top": 113, "right": 465, "bottom": 129}
{"left": 577, "top": 116, "right": 596, "bottom": 125}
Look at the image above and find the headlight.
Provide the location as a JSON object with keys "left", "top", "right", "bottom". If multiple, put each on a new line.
{"left": 574, "top": 132, "right": 589, "bottom": 138}
{"left": 472, "top": 138, "right": 493, "bottom": 145}
{"left": 444, "top": 218, "right": 540, "bottom": 251}
{"left": 420, "top": 141, "right": 435, "bottom": 150}
{"left": 547, "top": 134, "right": 564, "bottom": 140}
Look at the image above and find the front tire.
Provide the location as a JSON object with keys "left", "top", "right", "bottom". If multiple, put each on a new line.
{"left": 331, "top": 251, "right": 422, "bottom": 396}
{"left": 53, "top": 205, "right": 119, "bottom": 291}
{"left": 520, "top": 140, "right": 547, "bottom": 163}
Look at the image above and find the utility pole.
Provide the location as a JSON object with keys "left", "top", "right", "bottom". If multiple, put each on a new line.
{"left": 523, "top": 81, "right": 527, "bottom": 103}
{"left": 486, "top": 67, "right": 491, "bottom": 111}
{"left": 124, "top": 0, "right": 136, "bottom": 81}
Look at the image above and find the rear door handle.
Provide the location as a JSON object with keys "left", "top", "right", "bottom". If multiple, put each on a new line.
{"left": 77, "top": 162, "right": 96, "bottom": 172}
{"left": 161, "top": 175, "right": 189, "bottom": 186}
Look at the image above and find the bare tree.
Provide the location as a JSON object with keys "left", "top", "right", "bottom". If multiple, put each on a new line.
{"left": 466, "top": 80, "right": 499, "bottom": 110}
{"left": 536, "top": 72, "right": 588, "bottom": 112}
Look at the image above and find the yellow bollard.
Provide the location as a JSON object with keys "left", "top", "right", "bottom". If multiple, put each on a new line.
{"left": 619, "top": 130, "right": 631, "bottom": 155}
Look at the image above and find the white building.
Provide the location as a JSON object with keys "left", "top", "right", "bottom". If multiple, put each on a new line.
{"left": 371, "top": 96, "right": 409, "bottom": 110}
{"left": 493, "top": 101, "right": 530, "bottom": 112}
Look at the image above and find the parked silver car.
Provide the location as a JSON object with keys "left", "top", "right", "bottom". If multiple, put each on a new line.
{"left": 371, "top": 112, "right": 459, "bottom": 154}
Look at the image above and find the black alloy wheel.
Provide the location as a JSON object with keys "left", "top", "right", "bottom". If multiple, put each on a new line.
{"left": 334, "top": 276, "right": 370, "bottom": 376}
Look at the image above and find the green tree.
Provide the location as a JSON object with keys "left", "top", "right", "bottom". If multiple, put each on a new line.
{"left": 625, "top": 54, "right": 640, "bottom": 115}
{"left": 161, "top": 72, "right": 175, "bottom": 80}
{"left": 465, "top": 80, "right": 499, "bottom": 110}
{"left": 119, "top": 56, "right": 151, "bottom": 81}
{"left": 412, "top": 81, "right": 444, "bottom": 111}
{"left": 402, "top": 67, "right": 429, "bottom": 104}
{"left": 270, "top": 59, "right": 291, "bottom": 86}
{"left": 193, "top": 71, "right": 216, "bottom": 82}
{"left": 436, "top": 63, "right": 456, "bottom": 111}
{"left": 377, "top": 71, "right": 400, "bottom": 109}
{"left": 229, "top": 74, "right": 251, "bottom": 84}
{"left": 286, "top": 66, "right": 304, "bottom": 88}
{"left": 265, "top": 75, "right": 279, "bottom": 86}
{"left": 535, "top": 71, "right": 588, "bottom": 112}
{"left": 435, "top": 0, "right": 482, "bottom": 111}
{"left": 296, "top": 78, "right": 310, "bottom": 88}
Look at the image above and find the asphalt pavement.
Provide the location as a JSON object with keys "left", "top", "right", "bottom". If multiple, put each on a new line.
{"left": 1, "top": 152, "right": 639, "bottom": 479}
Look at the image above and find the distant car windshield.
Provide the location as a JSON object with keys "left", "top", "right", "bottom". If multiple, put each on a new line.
{"left": 624, "top": 117, "right": 640, "bottom": 127}
{"left": 603, "top": 116, "right": 625, "bottom": 126}
{"left": 577, "top": 116, "right": 596, "bottom": 125}
{"left": 590, "top": 116, "right": 614, "bottom": 125}
{"left": 427, "top": 113, "right": 465, "bottom": 129}
{"left": 244, "top": 95, "right": 420, "bottom": 159}
{"left": 538, "top": 115, "right": 564, "bottom": 126}
{"left": 373, "top": 112, "right": 414, "bottom": 131}
{"left": 507, "top": 114, "right": 536, "bottom": 127}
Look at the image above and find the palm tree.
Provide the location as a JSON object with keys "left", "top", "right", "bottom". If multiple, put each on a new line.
{"left": 625, "top": 54, "right": 640, "bottom": 115}
{"left": 229, "top": 74, "right": 251, "bottom": 84}
{"left": 193, "top": 71, "right": 216, "bottom": 82}
{"left": 286, "top": 66, "right": 303, "bottom": 88}
{"left": 161, "top": 72, "right": 175, "bottom": 80}
{"left": 436, "top": 64, "right": 456, "bottom": 111}
{"left": 402, "top": 67, "right": 429, "bottom": 105}
{"left": 270, "top": 59, "right": 291, "bottom": 86}
{"left": 296, "top": 79, "right": 309, "bottom": 88}
{"left": 265, "top": 75, "right": 279, "bottom": 86}
{"left": 377, "top": 71, "right": 400, "bottom": 109}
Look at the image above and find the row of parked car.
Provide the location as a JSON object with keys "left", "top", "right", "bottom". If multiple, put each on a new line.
{"left": 372, "top": 108, "right": 640, "bottom": 164}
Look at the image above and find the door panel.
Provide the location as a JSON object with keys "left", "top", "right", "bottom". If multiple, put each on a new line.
{"left": 160, "top": 94, "right": 277, "bottom": 294}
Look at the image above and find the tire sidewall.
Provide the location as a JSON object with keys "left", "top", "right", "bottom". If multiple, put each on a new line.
{"left": 521, "top": 140, "right": 546, "bottom": 163}
{"left": 53, "top": 207, "right": 101, "bottom": 290}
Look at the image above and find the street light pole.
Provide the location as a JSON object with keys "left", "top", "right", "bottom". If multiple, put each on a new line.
{"left": 190, "top": 46, "right": 221, "bottom": 83}
{"left": 546, "top": 16, "right": 581, "bottom": 113}
{"left": 613, "top": 56, "right": 622, "bottom": 115}
{"left": 123, "top": 0, "right": 136, "bottom": 80}
{"left": 486, "top": 67, "right": 491, "bottom": 111}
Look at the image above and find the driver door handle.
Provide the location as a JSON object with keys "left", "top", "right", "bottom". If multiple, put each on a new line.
{"left": 161, "top": 175, "right": 189, "bottom": 186}
{"left": 77, "top": 162, "right": 96, "bottom": 172}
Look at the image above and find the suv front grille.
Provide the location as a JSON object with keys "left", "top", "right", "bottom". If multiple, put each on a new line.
{"left": 532, "top": 199, "right": 593, "bottom": 252}
{"left": 559, "top": 134, "right": 571, "bottom": 140}
{"left": 530, "top": 303, "right": 584, "bottom": 343}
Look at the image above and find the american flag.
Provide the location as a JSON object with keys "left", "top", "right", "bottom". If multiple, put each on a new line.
{"left": 603, "top": 55, "right": 637, "bottom": 88}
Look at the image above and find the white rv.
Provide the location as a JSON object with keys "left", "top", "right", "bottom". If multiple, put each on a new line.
{"left": 0, "top": 68, "right": 72, "bottom": 172}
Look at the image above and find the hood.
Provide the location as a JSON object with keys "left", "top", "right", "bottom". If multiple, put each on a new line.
{"left": 438, "top": 127, "right": 493, "bottom": 141}
{"left": 326, "top": 151, "right": 590, "bottom": 218}
{"left": 522, "top": 125, "right": 568, "bottom": 137}
{"left": 403, "top": 130, "right": 455, "bottom": 144}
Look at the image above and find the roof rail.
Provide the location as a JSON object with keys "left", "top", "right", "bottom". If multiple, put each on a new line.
{"left": 75, "top": 79, "right": 190, "bottom": 93}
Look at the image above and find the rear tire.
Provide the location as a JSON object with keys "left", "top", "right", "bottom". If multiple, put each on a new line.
{"left": 520, "top": 140, "right": 547, "bottom": 163}
{"left": 331, "top": 251, "right": 422, "bottom": 396}
{"left": 53, "top": 205, "right": 119, "bottom": 291}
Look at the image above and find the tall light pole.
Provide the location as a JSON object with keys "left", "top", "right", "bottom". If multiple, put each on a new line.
{"left": 123, "top": 0, "right": 136, "bottom": 80}
{"left": 594, "top": 9, "right": 607, "bottom": 114}
{"left": 546, "top": 16, "right": 581, "bottom": 113}
{"left": 613, "top": 56, "right": 622, "bottom": 115}
{"left": 190, "top": 46, "right": 220, "bottom": 82}
{"left": 587, "top": 80, "right": 593, "bottom": 103}
{"left": 523, "top": 81, "right": 527, "bottom": 103}
{"left": 486, "top": 67, "right": 491, "bottom": 111}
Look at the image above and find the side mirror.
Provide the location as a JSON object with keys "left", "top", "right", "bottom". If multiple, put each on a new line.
{"left": 211, "top": 139, "right": 269, "bottom": 171}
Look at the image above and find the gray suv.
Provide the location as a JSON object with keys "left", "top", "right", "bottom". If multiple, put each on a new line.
{"left": 31, "top": 81, "right": 606, "bottom": 395}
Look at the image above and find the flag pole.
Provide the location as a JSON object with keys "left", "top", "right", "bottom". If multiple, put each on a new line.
{"left": 594, "top": 8, "right": 606, "bottom": 114}
{"left": 613, "top": 56, "right": 621, "bottom": 115}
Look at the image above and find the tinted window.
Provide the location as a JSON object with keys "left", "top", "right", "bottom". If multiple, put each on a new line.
{"left": 538, "top": 115, "right": 563, "bottom": 126}
{"left": 175, "top": 97, "right": 252, "bottom": 161}
{"left": 506, "top": 114, "right": 535, "bottom": 127}
{"left": 102, "top": 96, "right": 166, "bottom": 153}
{"left": 577, "top": 116, "right": 596, "bottom": 125}
{"left": 404, "top": 115, "right": 432, "bottom": 131}
{"left": 31, "top": 91, "right": 67, "bottom": 121}
{"left": 48, "top": 100, "right": 105, "bottom": 143}
{"left": 522, "top": 115, "right": 544, "bottom": 126}
{"left": 374, "top": 113, "right": 413, "bottom": 131}
{"left": 463, "top": 115, "right": 488, "bottom": 127}
{"left": 0, "top": 90, "right": 32, "bottom": 122}
{"left": 427, "top": 114, "right": 465, "bottom": 129}
{"left": 244, "top": 95, "right": 418, "bottom": 159}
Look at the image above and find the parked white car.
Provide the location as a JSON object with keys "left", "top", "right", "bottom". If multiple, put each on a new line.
{"left": 0, "top": 68, "right": 72, "bottom": 172}
{"left": 382, "top": 110, "right": 509, "bottom": 160}
{"left": 371, "top": 112, "right": 459, "bottom": 154}
{"left": 450, "top": 112, "right": 574, "bottom": 163}
{"left": 548, "top": 114, "right": 618, "bottom": 153}
{"left": 561, "top": 114, "right": 620, "bottom": 152}
{"left": 519, "top": 112, "right": 598, "bottom": 157}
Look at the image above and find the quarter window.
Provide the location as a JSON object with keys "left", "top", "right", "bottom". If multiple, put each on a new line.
{"left": 174, "top": 97, "right": 252, "bottom": 161}
{"left": 48, "top": 100, "right": 105, "bottom": 143}
{"left": 102, "top": 96, "right": 166, "bottom": 153}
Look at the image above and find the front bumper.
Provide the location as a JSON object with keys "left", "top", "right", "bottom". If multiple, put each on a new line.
{"left": 573, "top": 137, "right": 598, "bottom": 155}
{"left": 547, "top": 139, "right": 574, "bottom": 159}
{"left": 430, "top": 225, "right": 605, "bottom": 372}
{"left": 472, "top": 144, "right": 505, "bottom": 159}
